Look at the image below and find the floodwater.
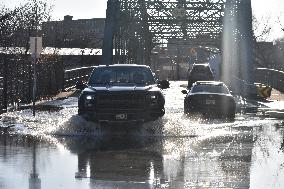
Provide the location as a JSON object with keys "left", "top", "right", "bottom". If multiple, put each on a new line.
{"left": 0, "top": 81, "right": 284, "bottom": 189}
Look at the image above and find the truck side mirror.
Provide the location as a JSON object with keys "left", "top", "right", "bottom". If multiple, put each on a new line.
{"left": 181, "top": 90, "right": 188, "bottom": 94}
{"left": 158, "top": 80, "right": 170, "bottom": 89}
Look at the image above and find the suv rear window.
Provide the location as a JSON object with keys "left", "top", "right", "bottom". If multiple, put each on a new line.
{"left": 191, "top": 65, "right": 212, "bottom": 74}
{"left": 191, "top": 84, "right": 230, "bottom": 94}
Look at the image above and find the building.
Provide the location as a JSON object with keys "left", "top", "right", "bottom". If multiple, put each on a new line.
{"left": 42, "top": 15, "right": 105, "bottom": 48}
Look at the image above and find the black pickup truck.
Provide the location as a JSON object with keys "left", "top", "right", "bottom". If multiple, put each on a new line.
{"left": 76, "top": 64, "right": 165, "bottom": 124}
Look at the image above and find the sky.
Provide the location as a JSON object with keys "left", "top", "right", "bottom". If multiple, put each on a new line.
{"left": 1, "top": 0, "right": 283, "bottom": 41}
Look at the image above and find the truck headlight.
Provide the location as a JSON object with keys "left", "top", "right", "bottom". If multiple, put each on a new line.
{"left": 150, "top": 95, "right": 157, "bottom": 100}
{"left": 148, "top": 93, "right": 158, "bottom": 104}
{"left": 86, "top": 95, "right": 95, "bottom": 100}
{"left": 84, "top": 95, "right": 95, "bottom": 108}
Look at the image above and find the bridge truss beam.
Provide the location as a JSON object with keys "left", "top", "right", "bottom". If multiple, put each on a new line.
{"left": 103, "top": 0, "right": 226, "bottom": 65}
{"left": 102, "top": 0, "right": 254, "bottom": 96}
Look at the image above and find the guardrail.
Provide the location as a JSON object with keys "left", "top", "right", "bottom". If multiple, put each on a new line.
{"left": 229, "top": 75, "right": 258, "bottom": 98}
{"left": 0, "top": 77, "right": 3, "bottom": 113}
{"left": 255, "top": 68, "right": 284, "bottom": 92}
{"left": 0, "top": 77, "right": 3, "bottom": 90}
{"left": 0, "top": 53, "right": 99, "bottom": 115}
{"left": 64, "top": 66, "right": 96, "bottom": 90}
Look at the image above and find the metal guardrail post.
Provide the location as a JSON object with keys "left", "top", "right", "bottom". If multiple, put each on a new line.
{"left": 2, "top": 58, "right": 8, "bottom": 113}
{"left": 0, "top": 77, "right": 3, "bottom": 114}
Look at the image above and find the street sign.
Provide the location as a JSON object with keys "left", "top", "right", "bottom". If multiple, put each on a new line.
{"left": 172, "top": 7, "right": 187, "bottom": 19}
{"left": 30, "top": 37, "right": 42, "bottom": 58}
{"left": 30, "top": 37, "right": 42, "bottom": 117}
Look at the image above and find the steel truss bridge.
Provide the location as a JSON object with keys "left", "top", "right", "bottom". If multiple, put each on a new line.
{"left": 102, "top": 0, "right": 254, "bottom": 94}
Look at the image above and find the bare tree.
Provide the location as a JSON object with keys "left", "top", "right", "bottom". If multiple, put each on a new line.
{"left": 0, "top": 0, "right": 55, "bottom": 108}
{"left": 252, "top": 14, "right": 272, "bottom": 42}
{"left": 0, "top": 0, "right": 53, "bottom": 53}
{"left": 0, "top": 6, "right": 22, "bottom": 49}
{"left": 252, "top": 14, "right": 284, "bottom": 70}
{"left": 17, "top": 0, "right": 53, "bottom": 54}
{"left": 277, "top": 16, "right": 284, "bottom": 34}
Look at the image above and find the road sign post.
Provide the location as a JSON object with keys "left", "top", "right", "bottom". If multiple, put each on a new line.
{"left": 30, "top": 37, "right": 42, "bottom": 116}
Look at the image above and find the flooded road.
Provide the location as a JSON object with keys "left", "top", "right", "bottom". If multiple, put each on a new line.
{"left": 0, "top": 81, "right": 284, "bottom": 189}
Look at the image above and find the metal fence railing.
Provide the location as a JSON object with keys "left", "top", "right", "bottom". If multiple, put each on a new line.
{"left": 0, "top": 54, "right": 64, "bottom": 114}
{"left": 64, "top": 66, "right": 96, "bottom": 91}
{"left": 0, "top": 77, "right": 4, "bottom": 113}
{"left": 0, "top": 53, "right": 100, "bottom": 115}
{"left": 255, "top": 68, "right": 284, "bottom": 92}
{"left": 0, "top": 77, "right": 3, "bottom": 91}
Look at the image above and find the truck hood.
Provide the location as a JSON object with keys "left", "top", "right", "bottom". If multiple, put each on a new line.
{"left": 82, "top": 85, "right": 157, "bottom": 93}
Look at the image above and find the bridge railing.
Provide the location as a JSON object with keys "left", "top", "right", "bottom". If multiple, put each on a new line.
{"left": 0, "top": 77, "right": 3, "bottom": 113}
{"left": 0, "top": 53, "right": 99, "bottom": 115}
{"left": 64, "top": 66, "right": 96, "bottom": 91}
{"left": 255, "top": 68, "right": 284, "bottom": 92}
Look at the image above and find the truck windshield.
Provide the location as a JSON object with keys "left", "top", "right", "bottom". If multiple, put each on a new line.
{"left": 88, "top": 66, "right": 156, "bottom": 86}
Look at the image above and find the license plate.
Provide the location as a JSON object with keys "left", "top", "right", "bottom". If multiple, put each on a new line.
{"left": 206, "top": 99, "right": 215, "bottom": 105}
{"left": 115, "top": 114, "right": 128, "bottom": 120}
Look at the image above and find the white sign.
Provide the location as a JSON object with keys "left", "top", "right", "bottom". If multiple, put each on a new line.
{"left": 30, "top": 37, "right": 42, "bottom": 58}
{"left": 172, "top": 7, "right": 187, "bottom": 19}
{"left": 163, "top": 66, "right": 176, "bottom": 71}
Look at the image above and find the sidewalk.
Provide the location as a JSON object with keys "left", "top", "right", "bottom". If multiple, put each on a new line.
{"left": 268, "top": 89, "right": 284, "bottom": 101}
{"left": 15, "top": 89, "right": 79, "bottom": 111}
{"left": 54, "top": 90, "right": 79, "bottom": 99}
{"left": 258, "top": 89, "right": 284, "bottom": 119}
{"left": 35, "top": 89, "right": 79, "bottom": 108}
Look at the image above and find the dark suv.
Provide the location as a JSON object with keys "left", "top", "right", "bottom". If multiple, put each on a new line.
{"left": 182, "top": 81, "right": 236, "bottom": 119}
{"left": 76, "top": 64, "right": 165, "bottom": 124}
{"left": 187, "top": 63, "right": 214, "bottom": 89}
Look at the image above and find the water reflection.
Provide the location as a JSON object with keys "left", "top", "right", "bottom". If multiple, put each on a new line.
{"left": 162, "top": 131, "right": 254, "bottom": 189}
{"left": 59, "top": 134, "right": 164, "bottom": 189}
{"left": 0, "top": 134, "right": 44, "bottom": 189}
{"left": 29, "top": 142, "right": 41, "bottom": 189}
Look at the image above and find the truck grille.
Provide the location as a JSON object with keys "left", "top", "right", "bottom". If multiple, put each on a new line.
{"left": 97, "top": 93, "right": 146, "bottom": 110}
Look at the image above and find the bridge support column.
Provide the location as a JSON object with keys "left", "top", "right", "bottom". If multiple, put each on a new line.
{"left": 222, "top": 0, "right": 254, "bottom": 98}
{"left": 102, "top": 0, "right": 118, "bottom": 66}
{"left": 239, "top": 0, "right": 254, "bottom": 94}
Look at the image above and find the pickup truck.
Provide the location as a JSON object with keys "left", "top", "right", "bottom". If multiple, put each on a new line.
{"left": 76, "top": 64, "right": 165, "bottom": 125}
